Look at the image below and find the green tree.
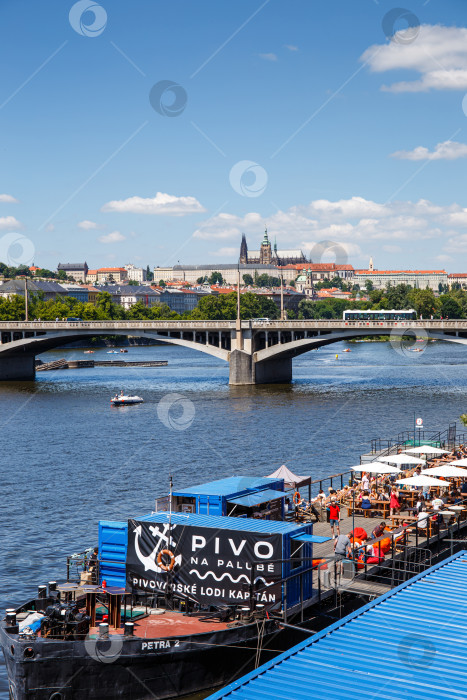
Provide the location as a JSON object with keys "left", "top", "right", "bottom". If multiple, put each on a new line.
{"left": 242, "top": 273, "right": 254, "bottom": 286}
{"left": 159, "top": 279, "right": 167, "bottom": 287}
{"left": 208, "top": 271, "right": 224, "bottom": 285}
{"left": 439, "top": 295, "right": 462, "bottom": 319}
{"left": 407, "top": 288, "right": 438, "bottom": 319}
{"left": 146, "top": 266, "right": 154, "bottom": 281}
{"left": 365, "top": 280, "right": 374, "bottom": 292}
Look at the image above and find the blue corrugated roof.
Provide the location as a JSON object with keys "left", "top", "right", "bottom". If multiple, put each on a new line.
{"left": 137, "top": 511, "right": 306, "bottom": 534}
{"left": 208, "top": 551, "right": 467, "bottom": 700}
{"left": 172, "top": 476, "right": 280, "bottom": 497}
{"left": 228, "top": 489, "right": 286, "bottom": 507}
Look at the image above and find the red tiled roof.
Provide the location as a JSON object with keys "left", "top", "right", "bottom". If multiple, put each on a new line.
{"left": 97, "top": 267, "right": 127, "bottom": 273}
{"left": 278, "top": 263, "right": 354, "bottom": 271}
{"left": 448, "top": 273, "right": 467, "bottom": 278}
{"left": 354, "top": 269, "right": 446, "bottom": 275}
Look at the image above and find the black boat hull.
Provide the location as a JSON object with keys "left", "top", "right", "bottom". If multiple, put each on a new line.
{"left": 1, "top": 619, "right": 280, "bottom": 700}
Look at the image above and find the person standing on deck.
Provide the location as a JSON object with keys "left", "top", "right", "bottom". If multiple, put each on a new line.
{"left": 361, "top": 472, "right": 369, "bottom": 492}
{"left": 329, "top": 497, "right": 341, "bottom": 539}
{"left": 390, "top": 486, "right": 401, "bottom": 515}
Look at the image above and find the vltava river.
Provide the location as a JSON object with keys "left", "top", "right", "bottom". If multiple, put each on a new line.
{"left": 1, "top": 338, "right": 467, "bottom": 697}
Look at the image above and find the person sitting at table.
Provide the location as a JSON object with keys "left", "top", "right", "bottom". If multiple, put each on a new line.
{"left": 432, "top": 495, "right": 444, "bottom": 511}
{"left": 390, "top": 486, "right": 401, "bottom": 515}
{"left": 361, "top": 491, "right": 372, "bottom": 512}
{"left": 413, "top": 495, "right": 426, "bottom": 516}
{"left": 371, "top": 521, "right": 387, "bottom": 540}
{"left": 417, "top": 508, "right": 429, "bottom": 531}
{"left": 380, "top": 490, "right": 390, "bottom": 501}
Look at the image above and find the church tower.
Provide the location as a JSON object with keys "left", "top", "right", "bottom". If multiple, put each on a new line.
{"left": 259, "top": 228, "right": 272, "bottom": 265}
{"left": 239, "top": 234, "right": 248, "bottom": 264}
{"left": 369, "top": 256, "right": 374, "bottom": 271}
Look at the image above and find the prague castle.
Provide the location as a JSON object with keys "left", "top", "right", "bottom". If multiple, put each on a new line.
{"left": 239, "top": 229, "right": 307, "bottom": 266}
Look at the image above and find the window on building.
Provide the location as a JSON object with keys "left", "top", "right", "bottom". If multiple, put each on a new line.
{"left": 291, "top": 540, "right": 303, "bottom": 570}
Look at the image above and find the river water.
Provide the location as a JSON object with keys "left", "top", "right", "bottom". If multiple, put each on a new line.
{"left": 2, "top": 338, "right": 467, "bottom": 697}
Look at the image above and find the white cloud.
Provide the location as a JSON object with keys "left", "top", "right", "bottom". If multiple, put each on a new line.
{"left": 259, "top": 53, "right": 278, "bottom": 62}
{"left": 79, "top": 220, "right": 100, "bottom": 230}
{"left": 284, "top": 44, "right": 299, "bottom": 52}
{"left": 209, "top": 247, "right": 238, "bottom": 257}
{"left": 361, "top": 25, "right": 467, "bottom": 92}
{"left": 0, "top": 216, "right": 22, "bottom": 230}
{"left": 392, "top": 141, "right": 467, "bottom": 161}
{"left": 102, "top": 192, "right": 206, "bottom": 216}
{"left": 99, "top": 231, "right": 126, "bottom": 244}
{"left": 193, "top": 196, "right": 467, "bottom": 266}
{"left": 0, "top": 194, "right": 18, "bottom": 203}
{"left": 436, "top": 254, "right": 454, "bottom": 262}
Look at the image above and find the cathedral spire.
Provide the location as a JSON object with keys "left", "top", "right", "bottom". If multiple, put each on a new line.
{"left": 239, "top": 233, "right": 248, "bottom": 264}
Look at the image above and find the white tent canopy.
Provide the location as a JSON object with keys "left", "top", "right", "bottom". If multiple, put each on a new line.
{"left": 379, "top": 454, "right": 426, "bottom": 465}
{"left": 396, "top": 475, "right": 448, "bottom": 487}
{"left": 266, "top": 465, "right": 310, "bottom": 489}
{"left": 448, "top": 458, "right": 467, "bottom": 467}
{"left": 404, "top": 445, "right": 449, "bottom": 455}
{"left": 351, "top": 463, "right": 400, "bottom": 474}
{"left": 423, "top": 465, "right": 467, "bottom": 478}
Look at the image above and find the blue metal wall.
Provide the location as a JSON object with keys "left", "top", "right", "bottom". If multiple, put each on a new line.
{"left": 207, "top": 551, "right": 467, "bottom": 700}
{"left": 98, "top": 520, "right": 127, "bottom": 587}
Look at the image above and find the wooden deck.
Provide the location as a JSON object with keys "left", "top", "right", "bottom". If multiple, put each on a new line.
{"left": 285, "top": 510, "right": 467, "bottom": 612}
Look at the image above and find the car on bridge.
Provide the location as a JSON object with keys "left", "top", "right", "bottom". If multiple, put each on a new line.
{"left": 66, "top": 317, "right": 82, "bottom": 322}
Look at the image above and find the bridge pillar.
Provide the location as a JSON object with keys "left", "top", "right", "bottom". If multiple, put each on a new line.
{"left": 229, "top": 350, "right": 254, "bottom": 385}
{"left": 229, "top": 350, "right": 292, "bottom": 385}
{"left": 0, "top": 355, "right": 35, "bottom": 381}
{"left": 254, "top": 356, "right": 292, "bottom": 384}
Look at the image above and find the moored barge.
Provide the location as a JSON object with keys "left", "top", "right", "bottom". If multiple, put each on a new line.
{"left": 1, "top": 476, "right": 326, "bottom": 700}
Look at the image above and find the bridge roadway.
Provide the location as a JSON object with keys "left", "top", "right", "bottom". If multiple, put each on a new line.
{"left": 1, "top": 318, "right": 467, "bottom": 384}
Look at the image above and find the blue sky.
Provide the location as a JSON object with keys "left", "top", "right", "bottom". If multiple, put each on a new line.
{"left": 1, "top": 0, "right": 467, "bottom": 271}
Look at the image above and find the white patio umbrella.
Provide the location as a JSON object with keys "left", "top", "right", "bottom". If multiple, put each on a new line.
{"left": 422, "top": 464, "right": 467, "bottom": 478}
{"left": 351, "top": 463, "right": 400, "bottom": 474}
{"left": 404, "top": 445, "right": 449, "bottom": 455}
{"left": 448, "top": 458, "right": 467, "bottom": 467}
{"left": 379, "top": 454, "right": 426, "bottom": 466}
{"left": 395, "top": 475, "right": 448, "bottom": 487}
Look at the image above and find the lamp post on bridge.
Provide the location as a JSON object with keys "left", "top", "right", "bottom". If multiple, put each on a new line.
{"left": 24, "top": 277, "right": 28, "bottom": 322}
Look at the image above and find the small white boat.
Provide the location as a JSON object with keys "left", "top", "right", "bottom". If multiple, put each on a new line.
{"left": 84, "top": 350, "right": 95, "bottom": 354}
{"left": 107, "top": 350, "right": 119, "bottom": 354}
{"left": 111, "top": 394, "right": 144, "bottom": 406}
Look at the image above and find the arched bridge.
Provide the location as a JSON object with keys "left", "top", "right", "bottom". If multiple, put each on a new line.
{"left": 1, "top": 318, "right": 467, "bottom": 384}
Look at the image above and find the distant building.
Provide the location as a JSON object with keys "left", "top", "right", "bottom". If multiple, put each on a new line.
{"left": 98, "top": 285, "right": 159, "bottom": 309}
{"left": 157, "top": 288, "right": 212, "bottom": 314}
{"left": 95, "top": 268, "right": 129, "bottom": 284}
{"left": 59, "top": 284, "right": 89, "bottom": 303}
{"left": 448, "top": 273, "right": 467, "bottom": 290}
{"left": 86, "top": 270, "right": 98, "bottom": 284}
{"left": 239, "top": 229, "right": 307, "bottom": 266}
{"left": 0, "top": 279, "right": 68, "bottom": 302}
{"left": 154, "top": 263, "right": 282, "bottom": 285}
{"left": 280, "top": 262, "right": 354, "bottom": 282}
{"left": 295, "top": 268, "right": 316, "bottom": 298}
{"left": 80, "top": 284, "right": 100, "bottom": 304}
{"left": 57, "top": 262, "right": 88, "bottom": 282}
{"left": 124, "top": 263, "right": 147, "bottom": 283}
{"left": 352, "top": 269, "right": 448, "bottom": 291}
